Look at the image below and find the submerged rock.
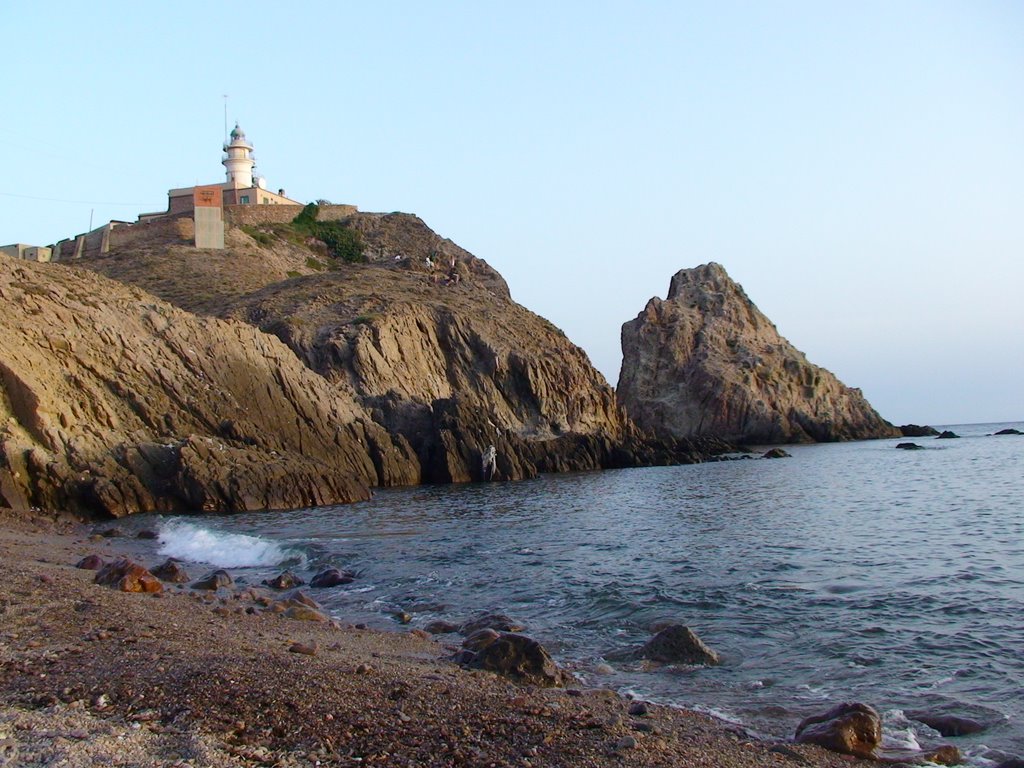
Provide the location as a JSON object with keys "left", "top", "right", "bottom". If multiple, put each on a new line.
{"left": 762, "top": 448, "right": 791, "bottom": 459}
{"left": 936, "top": 431, "right": 961, "bottom": 439}
{"left": 460, "top": 612, "right": 526, "bottom": 635}
{"left": 896, "top": 442, "right": 924, "bottom": 450}
{"left": 309, "top": 568, "right": 355, "bottom": 588}
{"left": 794, "top": 702, "right": 881, "bottom": 758}
{"left": 994, "top": 428, "right": 1022, "bottom": 436}
{"left": 906, "top": 711, "right": 987, "bottom": 737}
{"left": 423, "top": 620, "right": 459, "bottom": 635}
{"left": 638, "top": 624, "right": 719, "bottom": 666}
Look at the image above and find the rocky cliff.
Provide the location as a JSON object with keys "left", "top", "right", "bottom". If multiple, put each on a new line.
{"left": 617, "top": 263, "right": 899, "bottom": 444}
{"left": 2, "top": 212, "right": 720, "bottom": 517}
{"left": 0, "top": 257, "right": 417, "bottom": 517}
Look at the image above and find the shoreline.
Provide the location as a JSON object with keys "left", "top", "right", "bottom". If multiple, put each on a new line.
{"left": 0, "top": 506, "right": 880, "bottom": 768}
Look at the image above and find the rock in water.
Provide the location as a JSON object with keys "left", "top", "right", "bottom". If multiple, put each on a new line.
{"left": 638, "top": 624, "right": 719, "bottom": 666}
{"left": 617, "top": 263, "right": 899, "bottom": 444}
{"left": 794, "top": 702, "right": 882, "bottom": 758}
{"left": 900, "top": 424, "right": 940, "bottom": 437}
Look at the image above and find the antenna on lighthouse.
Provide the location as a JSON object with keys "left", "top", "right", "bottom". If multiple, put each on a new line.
{"left": 223, "top": 94, "right": 229, "bottom": 143}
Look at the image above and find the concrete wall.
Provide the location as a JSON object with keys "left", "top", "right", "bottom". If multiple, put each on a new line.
{"left": 0, "top": 244, "right": 53, "bottom": 262}
{"left": 224, "top": 203, "right": 358, "bottom": 227}
{"left": 108, "top": 215, "right": 194, "bottom": 250}
{"left": 194, "top": 207, "right": 225, "bottom": 249}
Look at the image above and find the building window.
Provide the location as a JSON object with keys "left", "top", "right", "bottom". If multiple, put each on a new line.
{"left": 240, "top": 195, "right": 250, "bottom": 204}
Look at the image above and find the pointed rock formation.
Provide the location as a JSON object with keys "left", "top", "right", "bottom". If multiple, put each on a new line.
{"left": 617, "top": 263, "right": 898, "bottom": 444}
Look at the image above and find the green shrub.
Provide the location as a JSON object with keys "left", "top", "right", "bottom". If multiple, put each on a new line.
{"left": 305, "top": 256, "right": 325, "bottom": 271}
{"left": 291, "top": 202, "right": 365, "bottom": 264}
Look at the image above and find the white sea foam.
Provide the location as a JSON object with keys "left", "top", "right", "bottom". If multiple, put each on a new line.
{"left": 158, "top": 520, "right": 301, "bottom": 568}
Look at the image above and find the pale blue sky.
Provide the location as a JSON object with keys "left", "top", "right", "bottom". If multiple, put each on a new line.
{"left": 2, "top": 1, "right": 1021, "bottom": 425}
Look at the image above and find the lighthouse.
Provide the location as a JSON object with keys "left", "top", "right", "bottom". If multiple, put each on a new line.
{"left": 222, "top": 123, "right": 255, "bottom": 188}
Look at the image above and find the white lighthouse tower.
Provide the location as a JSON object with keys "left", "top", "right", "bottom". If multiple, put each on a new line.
{"left": 222, "top": 123, "right": 255, "bottom": 188}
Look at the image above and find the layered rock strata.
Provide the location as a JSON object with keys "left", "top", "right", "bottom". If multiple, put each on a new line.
{"left": 617, "top": 263, "right": 898, "bottom": 444}
{"left": 0, "top": 257, "right": 416, "bottom": 517}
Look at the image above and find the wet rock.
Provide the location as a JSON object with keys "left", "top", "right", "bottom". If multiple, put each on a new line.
{"left": 263, "top": 570, "right": 305, "bottom": 590}
{"left": 94, "top": 558, "right": 163, "bottom": 594}
{"left": 424, "top": 620, "right": 459, "bottom": 634}
{"left": 794, "top": 702, "right": 881, "bottom": 759}
{"left": 994, "top": 428, "right": 1023, "bottom": 436}
{"left": 465, "top": 632, "right": 569, "bottom": 687}
{"left": 136, "top": 529, "right": 159, "bottom": 540}
{"left": 900, "top": 424, "right": 939, "bottom": 437}
{"left": 75, "top": 554, "right": 105, "bottom": 570}
{"left": 192, "top": 569, "right": 233, "bottom": 591}
{"left": 151, "top": 558, "right": 190, "bottom": 583}
{"left": 280, "top": 590, "right": 321, "bottom": 610}
{"left": 393, "top": 612, "right": 413, "bottom": 624}
{"left": 994, "top": 759, "right": 1024, "bottom": 768}
{"left": 936, "top": 430, "right": 960, "bottom": 439}
{"left": 896, "top": 442, "right": 924, "bottom": 450}
{"left": 459, "top": 612, "right": 526, "bottom": 635}
{"left": 96, "top": 526, "right": 126, "bottom": 538}
{"left": 309, "top": 568, "right": 355, "bottom": 588}
{"left": 762, "top": 448, "right": 791, "bottom": 459}
{"left": 906, "top": 711, "right": 987, "bottom": 737}
{"left": 638, "top": 624, "right": 719, "bottom": 665}
{"left": 462, "top": 628, "right": 501, "bottom": 652}
{"left": 283, "top": 605, "right": 329, "bottom": 622}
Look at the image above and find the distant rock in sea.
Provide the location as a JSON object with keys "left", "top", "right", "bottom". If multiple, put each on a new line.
{"left": 617, "top": 263, "right": 900, "bottom": 444}
{"left": 900, "top": 424, "right": 940, "bottom": 437}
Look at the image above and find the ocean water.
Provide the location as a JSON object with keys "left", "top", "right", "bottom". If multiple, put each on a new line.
{"left": 134, "top": 422, "right": 1024, "bottom": 763}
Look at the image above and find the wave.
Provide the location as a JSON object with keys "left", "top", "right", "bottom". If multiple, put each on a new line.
{"left": 157, "top": 520, "right": 304, "bottom": 568}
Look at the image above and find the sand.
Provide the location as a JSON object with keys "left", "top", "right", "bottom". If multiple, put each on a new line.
{"left": 0, "top": 508, "right": 869, "bottom": 768}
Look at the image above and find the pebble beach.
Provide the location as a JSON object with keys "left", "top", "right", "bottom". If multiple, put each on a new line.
{"left": 0, "top": 507, "right": 876, "bottom": 768}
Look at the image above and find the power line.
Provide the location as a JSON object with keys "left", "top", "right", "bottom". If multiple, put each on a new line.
{"left": 0, "top": 191, "right": 160, "bottom": 207}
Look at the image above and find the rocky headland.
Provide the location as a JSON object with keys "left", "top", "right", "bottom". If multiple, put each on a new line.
{"left": 617, "top": 263, "right": 899, "bottom": 445}
{"left": 2, "top": 211, "right": 725, "bottom": 518}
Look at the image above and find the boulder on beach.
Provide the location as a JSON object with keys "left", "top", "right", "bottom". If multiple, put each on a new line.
{"left": 638, "top": 624, "right": 719, "bottom": 666}
{"left": 192, "top": 569, "right": 233, "bottom": 591}
{"left": 151, "top": 558, "right": 191, "bottom": 583}
{"left": 75, "top": 554, "right": 105, "bottom": 570}
{"left": 94, "top": 558, "right": 163, "bottom": 594}
{"left": 263, "top": 570, "right": 305, "bottom": 590}
{"left": 424, "top": 620, "right": 460, "bottom": 635}
{"left": 794, "top": 702, "right": 881, "bottom": 758}
{"left": 462, "top": 632, "right": 569, "bottom": 687}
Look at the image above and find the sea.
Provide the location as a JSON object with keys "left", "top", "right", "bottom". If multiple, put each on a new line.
{"left": 127, "top": 421, "right": 1023, "bottom": 764}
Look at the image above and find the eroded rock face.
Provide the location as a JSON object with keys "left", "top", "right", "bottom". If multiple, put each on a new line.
{"left": 0, "top": 257, "right": 416, "bottom": 516}
{"left": 617, "top": 263, "right": 899, "bottom": 444}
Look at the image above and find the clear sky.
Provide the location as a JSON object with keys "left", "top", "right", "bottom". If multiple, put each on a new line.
{"left": 2, "top": 1, "right": 1021, "bottom": 426}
